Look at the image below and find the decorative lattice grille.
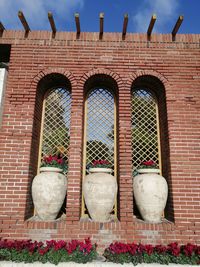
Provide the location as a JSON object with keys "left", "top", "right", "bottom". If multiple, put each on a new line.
{"left": 85, "top": 87, "right": 115, "bottom": 170}
{"left": 131, "top": 89, "right": 159, "bottom": 174}
{"left": 40, "top": 87, "right": 71, "bottom": 171}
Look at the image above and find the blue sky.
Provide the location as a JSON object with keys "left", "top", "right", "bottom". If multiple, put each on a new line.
{"left": 0, "top": 0, "right": 199, "bottom": 33}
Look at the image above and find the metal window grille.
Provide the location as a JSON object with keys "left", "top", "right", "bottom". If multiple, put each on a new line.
{"left": 84, "top": 87, "right": 115, "bottom": 169}
{"left": 40, "top": 87, "right": 71, "bottom": 173}
{"left": 131, "top": 89, "right": 160, "bottom": 174}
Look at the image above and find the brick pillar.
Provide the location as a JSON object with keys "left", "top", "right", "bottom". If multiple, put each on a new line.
{"left": 118, "top": 83, "right": 134, "bottom": 222}
{"left": 66, "top": 83, "right": 83, "bottom": 222}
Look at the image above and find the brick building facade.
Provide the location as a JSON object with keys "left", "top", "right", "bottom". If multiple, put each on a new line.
{"left": 0, "top": 29, "right": 200, "bottom": 251}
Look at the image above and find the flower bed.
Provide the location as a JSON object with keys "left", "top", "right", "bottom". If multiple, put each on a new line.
{"left": 0, "top": 239, "right": 97, "bottom": 265}
{"left": 103, "top": 242, "right": 200, "bottom": 265}
{"left": 0, "top": 239, "right": 199, "bottom": 266}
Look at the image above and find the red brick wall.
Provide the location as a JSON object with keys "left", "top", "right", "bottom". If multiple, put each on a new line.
{"left": 0, "top": 31, "right": 200, "bottom": 252}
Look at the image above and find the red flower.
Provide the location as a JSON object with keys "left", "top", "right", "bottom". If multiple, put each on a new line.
{"left": 38, "top": 247, "right": 49, "bottom": 255}
{"left": 91, "top": 159, "right": 112, "bottom": 168}
{"left": 128, "top": 243, "right": 138, "bottom": 255}
{"left": 57, "top": 158, "right": 63, "bottom": 164}
{"left": 139, "top": 160, "right": 158, "bottom": 169}
{"left": 107, "top": 242, "right": 130, "bottom": 254}
{"left": 46, "top": 240, "right": 56, "bottom": 248}
{"left": 168, "top": 242, "right": 180, "bottom": 257}
{"left": 137, "top": 243, "right": 146, "bottom": 254}
{"left": 79, "top": 240, "right": 93, "bottom": 254}
{"left": 66, "top": 240, "right": 80, "bottom": 254}
{"left": 155, "top": 244, "right": 167, "bottom": 254}
{"left": 141, "top": 160, "right": 156, "bottom": 166}
{"left": 144, "top": 244, "right": 154, "bottom": 255}
{"left": 183, "top": 243, "right": 197, "bottom": 256}
{"left": 40, "top": 155, "right": 67, "bottom": 172}
{"left": 196, "top": 246, "right": 200, "bottom": 255}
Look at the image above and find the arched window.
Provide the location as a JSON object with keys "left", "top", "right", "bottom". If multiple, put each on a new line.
{"left": 131, "top": 89, "right": 161, "bottom": 174}
{"left": 27, "top": 73, "right": 72, "bottom": 219}
{"left": 82, "top": 77, "right": 118, "bottom": 218}
{"left": 131, "top": 75, "right": 172, "bottom": 220}
{"left": 39, "top": 87, "right": 71, "bottom": 173}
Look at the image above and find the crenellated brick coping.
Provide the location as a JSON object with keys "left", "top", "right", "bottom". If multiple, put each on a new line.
{"left": 0, "top": 262, "right": 199, "bottom": 267}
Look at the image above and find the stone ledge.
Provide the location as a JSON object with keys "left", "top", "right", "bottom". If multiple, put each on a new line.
{"left": 0, "top": 262, "right": 198, "bottom": 267}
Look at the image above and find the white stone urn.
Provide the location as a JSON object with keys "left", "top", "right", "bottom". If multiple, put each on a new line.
{"left": 32, "top": 167, "right": 67, "bottom": 220}
{"left": 133, "top": 168, "right": 168, "bottom": 223}
{"left": 83, "top": 168, "right": 117, "bottom": 222}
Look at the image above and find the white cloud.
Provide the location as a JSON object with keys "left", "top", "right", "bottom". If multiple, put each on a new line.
{"left": 132, "top": 0, "right": 179, "bottom": 33}
{"left": 0, "top": 0, "right": 84, "bottom": 30}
